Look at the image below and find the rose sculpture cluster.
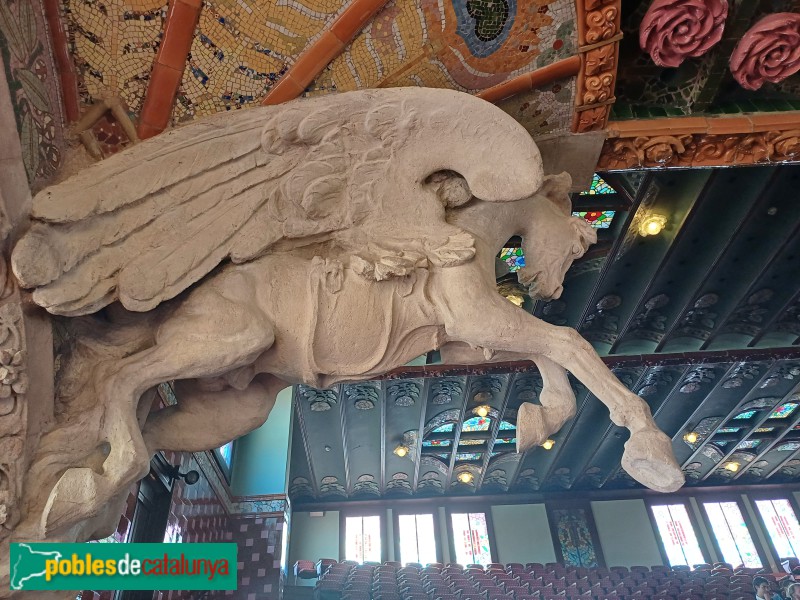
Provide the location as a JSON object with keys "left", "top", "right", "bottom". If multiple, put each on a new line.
{"left": 730, "top": 13, "right": 800, "bottom": 91}
{"left": 640, "top": 1, "right": 800, "bottom": 91}
{"left": 639, "top": 0, "right": 728, "bottom": 68}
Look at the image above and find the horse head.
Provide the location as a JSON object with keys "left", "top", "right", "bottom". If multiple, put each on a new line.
{"left": 516, "top": 173, "right": 597, "bottom": 300}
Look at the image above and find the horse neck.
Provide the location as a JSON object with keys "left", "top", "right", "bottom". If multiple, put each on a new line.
{"left": 448, "top": 198, "right": 528, "bottom": 253}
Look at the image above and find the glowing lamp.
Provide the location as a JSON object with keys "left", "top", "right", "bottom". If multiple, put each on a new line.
{"left": 474, "top": 405, "right": 490, "bottom": 418}
{"left": 724, "top": 461, "right": 740, "bottom": 473}
{"left": 541, "top": 439, "right": 555, "bottom": 450}
{"left": 639, "top": 214, "right": 667, "bottom": 237}
{"left": 457, "top": 472, "right": 474, "bottom": 484}
{"left": 683, "top": 431, "right": 699, "bottom": 444}
{"left": 393, "top": 444, "right": 410, "bottom": 458}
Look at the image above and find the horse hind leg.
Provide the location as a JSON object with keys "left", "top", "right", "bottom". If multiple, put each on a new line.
{"left": 142, "top": 374, "right": 287, "bottom": 454}
{"left": 42, "top": 295, "right": 277, "bottom": 534}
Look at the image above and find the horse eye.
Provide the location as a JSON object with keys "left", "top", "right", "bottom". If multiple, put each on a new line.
{"left": 572, "top": 244, "right": 582, "bottom": 255}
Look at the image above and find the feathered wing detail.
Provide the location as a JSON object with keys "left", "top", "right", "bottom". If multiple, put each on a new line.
{"left": 13, "top": 107, "right": 311, "bottom": 315}
{"left": 12, "top": 88, "right": 546, "bottom": 316}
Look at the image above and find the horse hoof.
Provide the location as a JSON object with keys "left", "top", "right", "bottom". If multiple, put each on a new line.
{"left": 517, "top": 402, "right": 549, "bottom": 452}
{"left": 622, "top": 429, "right": 684, "bottom": 493}
{"left": 42, "top": 468, "right": 103, "bottom": 534}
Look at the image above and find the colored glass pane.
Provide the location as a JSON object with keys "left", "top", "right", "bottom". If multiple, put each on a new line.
{"left": 218, "top": 441, "right": 233, "bottom": 467}
{"left": 398, "top": 514, "right": 437, "bottom": 566}
{"left": 489, "top": 451, "right": 502, "bottom": 458}
{"left": 651, "top": 504, "right": 706, "bottom": 567}
{"left": 496, "top": 437, "right": 517, "bottom": 445}
{"left": 718, "top": 427, "right": 742, "bottom": 433}
{"left": 422, "top": 439, "right": 451, "bottom": 447}
{"left": 733, "top": 410, "right": 757, "bottom": 420}
{"left": 579, "top": 173, "right": 615, "bottom": 195}
{"left": 552, "top": 508, "right": 598, "bottom": 567}
{"left": 769, "top": 403, "right": 798, "bottom": 419}
{"left": 756, "top": 427, "right": 775, "bottom": 433}
{"left": 455, "top": 452, "right": 482, "bottom": 461}
{"left": 432, "top": 452, "right": 449, "bottom": 459}
{"left": 776, "top": 442, "right": 800, "bottom": 452}
{"left": 462, "top": 417, "right": 491, "bottom": 432}
{"left": 499, "top": 247, "right": 525, "bottom": 272}
{"left": 431, "top": 423, "right": 455, "bottom": 434}
{"left": 736, "top": 440, "right": 761, "bottom": 450}
{"left": 703, "top": 502, "right": 762, "bottom": 568}
{"left": 755, "top": 499, "right": 800, "bottom": 560}
{"left": 499, "top": 421, "right": 516, "bottom": 431}
{"left": 345, "top": 515, "right": 382, "bottom": 563}
{"left": 572, "top": 210, "right": 616, "bottom": 229}
{"left": 458, "top": 439, "right": 485, "bottom": 446}
{"left": 713, "top": 441, "right": 730, "bottom": 448}
{"left": 451, "top": 513, "right": 492, "bottom": 566}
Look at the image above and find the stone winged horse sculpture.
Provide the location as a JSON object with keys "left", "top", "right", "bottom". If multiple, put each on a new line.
{"left": 11, "top": 88, "right": 683, "bottom": 542}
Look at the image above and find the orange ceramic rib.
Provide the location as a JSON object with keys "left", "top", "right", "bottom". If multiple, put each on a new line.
{"left": 477, "top": 55, "right": 581, "bottom": 104}
{"left": 137, "top": 0, "right": 203, "bottom": 139}
{"left": 261, "top": 0, "right": 388, "bottom": 105}
{"left": 43, "top": 0, "right": 80, "bottom": 122}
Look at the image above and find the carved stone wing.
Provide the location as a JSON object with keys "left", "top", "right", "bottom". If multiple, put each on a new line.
{"left": 12, "top": 88, "right": 544, "bottom": 316}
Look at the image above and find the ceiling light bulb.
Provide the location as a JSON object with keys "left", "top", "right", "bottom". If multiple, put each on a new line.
{"left": 724, "top": 461, "right": 740, "bottom": 472}
{"left": 684, "top": 431, "right": 699, "bottom": 444}
{"left": 457, "top": 472, "right": 473, "bottom": 484}
{"left": 475, "top": 405, "right": 490, "bottom": 418}
{"left": 393, "top": 444, "right": 409, "bottom": 457}
{"left": 506, "top": 294, "right": 524, "bottom": 307}
{"left": 541, "top": 439, "right": 555, "bottom": 450}
{"left": 639, "top": 214, "right": 667, "bottom": 237}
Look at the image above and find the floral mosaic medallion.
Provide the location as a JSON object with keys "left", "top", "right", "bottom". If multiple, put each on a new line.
{"left": 0, "top": 0, "right": 65, "bottom": 184}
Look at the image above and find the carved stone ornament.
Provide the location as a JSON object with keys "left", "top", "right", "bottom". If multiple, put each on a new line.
{"left": 730, "top": 13, "right": 800, "bottom": 91}
{"left": 4, "top": 88, "right": 685, "bottom": 571}
{"left": 640, "top": 0, "right": 728, "bottom": 68}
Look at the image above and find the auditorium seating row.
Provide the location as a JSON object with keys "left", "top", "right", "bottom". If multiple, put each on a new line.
{"left": 294, "top": 560, "right": 791, "bottom": 600}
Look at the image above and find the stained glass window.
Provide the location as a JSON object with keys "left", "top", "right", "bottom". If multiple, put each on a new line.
{"left": 769, "top": 403, "right": 798, "bottom": 419}
{"left": 703, "top": 502, "right": 762, "bottom": 568}
{"left": 650, "top": 504, "right": 706, "bottom": 566}
{"left": 496, "top": 437, "right": 517, "bottom": 445}
{"left": 458, "top": 439, "right": 485, "bottom": 446}
{"left": 489, "top": 451, "right": 503, "bottom": 458}
{"left": 580, "top": 173, "right": 615, "bottom": 195}
{"left": 499, "top": 421, "right": 516, "bottom": 431}
{"left": 736, "top": 440, "right": 761, "bottom": 450}
{"left": 500, "top": 247, "right": 525, "bottom": 272}
{"left": 398, "top": 514, "right": 438, "bottom": 566}
{"left": 345, "top": 515, "right": 382, "bottom": 563}
{"left": 451, "top": 512, "right": 493, "bottom": 566}
{"left": 422, "top": 439, "right": 451, "bottom": 447}
{"left": 432, "top": 453, "right": 450, "bottom": 459}
{"left": 431, "top": 423, "right": 455, "bottom": 434}
{"left": 218, "top": 442, "right": 233, "bottom": 467}
{"left": 755, "top": 499, "right": 800, "bottom": 560}
{"left": 713, "top": 441, "right": 730, "bottom": 448}
{"left": 573, "top": 210, "right": 616, "bottom": 229}
{"left": 776, "top": 442, "right": 800, "bottom": 452}
{"left": 734, "top": 410, "right": 757, "bottom": 420}
{"left": 462, "top": 417, "right": 491, "bottom": 432}
{"left": 455, "top": 452, "right": 482, "bottom": 461}
{"left": 756, "top": 427, "right": 775, "bottom": 433}
{"left": 718, "top": 427, "right": 742, "bottom": 434}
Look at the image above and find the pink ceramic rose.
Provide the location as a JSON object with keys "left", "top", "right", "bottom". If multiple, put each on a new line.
{"left": 640, "top": 0, "right": 728, "bottom": 68}
{"left": 730, "top": 13, "right": 800, "bottom": 91}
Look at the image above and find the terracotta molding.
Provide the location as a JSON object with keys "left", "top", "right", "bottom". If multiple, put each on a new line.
{"left": 42, "top": 0, "right": 80, "bottom": 122}
{"left": 262, "top": 0, "right": 389, "bottom": 105}
{"left": 477, "top": 56, "right": 581, "bottom": 103}
{"left": 137, "top": 0, "right": 202, "bottom": 140}
{"left": 598, "top": 113, "right": 800, "bottom": 170}
{"left": 571, "top": 0, "right": 622, "bottom": 134}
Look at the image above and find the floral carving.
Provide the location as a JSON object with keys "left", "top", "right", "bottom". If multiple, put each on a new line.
{"left": 730, "top": 13, "right": 800, "bottom": 91}
{"left": 640, "top": 0, "right": 728, "bottom": 68}
{"left": 575, "top": 106, "right": 609, "bottom": 132}
{"left": 585, "top": 4, "right": 619, "bottom": 45}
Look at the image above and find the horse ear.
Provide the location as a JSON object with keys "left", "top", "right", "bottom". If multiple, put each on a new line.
{"left": 538, "top": 172, "right": 573, "bottom": 215}
{"left": 573, "top": 218, "right": 598, "bottom": 251}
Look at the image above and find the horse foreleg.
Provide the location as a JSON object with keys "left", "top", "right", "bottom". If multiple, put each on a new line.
{"left": 440, "top": 343, "right": 575, "bottom": 451}
{"left": 442, "top": 292, "right": 683, "bottom": 493}
{"left": 143, "top": 374, "right": 287, "bottom": 453}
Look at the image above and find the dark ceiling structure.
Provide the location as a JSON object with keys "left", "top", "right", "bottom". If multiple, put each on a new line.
{"left": 288, "top": 165, "right": 800, "bottom": 505}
